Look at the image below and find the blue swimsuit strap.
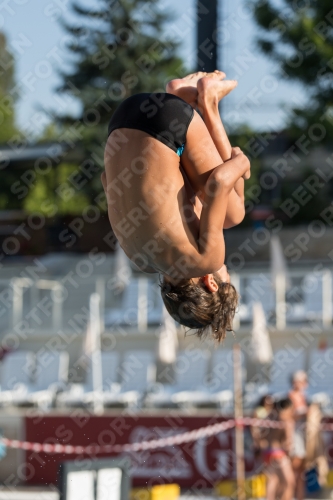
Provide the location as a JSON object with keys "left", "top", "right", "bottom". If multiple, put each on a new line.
{"left": 177, "top": 143, "right": 185, "bottom": 157}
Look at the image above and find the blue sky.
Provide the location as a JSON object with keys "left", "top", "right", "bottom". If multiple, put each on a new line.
{"left": 2, "top": 0, "right": 307, "bottom": 137}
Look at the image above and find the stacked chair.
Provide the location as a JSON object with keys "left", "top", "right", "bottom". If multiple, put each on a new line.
{"left": 0, "top": 350, "right": 69, "bottom": 409}
{"left": 57, "top": 352, "right": 120, "bottom": 408}
{"left": 145, "top": 348, "right": 245, "bottom": 412}
{"left": 145, "top": 349, "right": 210, "bottom": 408}
{"left": 4, "top": 344, "right": 332, "bottom": 413}
{"left": 101, "top": 350, "right": 155, "bottom": 408}
{"left": 104, "top": 279, "right": 163, "bottom": 327}
{"left": 57, "top": 350, "right": 155, "bottom": 409}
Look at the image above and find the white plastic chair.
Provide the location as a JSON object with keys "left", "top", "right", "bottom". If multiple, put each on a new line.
{"left": 308, "top": 348, "right": 333, "bottom": 403}
{"left": 237, "top": 277, "right": 252, "bottom": 323}
{"left": 87, "top": 351, "right": 120, "bottom": 391}
{"left": 28, "top": 351, "right": 69, "bottom": 408}
{"left": 173, "top": 349, "right": 210, "bottom": 392}
{"left": 147, "top": 281, "right": 163, "bottom": 324}
{"left": 105, "top": 279, "right": 163, "bottom": 327}
{"left": 145, "top": 349, "right": 210, "bottom": 408}
{"left": 0, "top": 351, "right": 35, "bottom": 406}
{"left": 57, "top": 352, "right": 120, "bottom": 408}
{"left": 244, "top": 275, "right": 275, "bottom": 316}
{"left": 103, "top": 350, "right": 155, "bottom": 407}
{"left": 184, "top": 349, "right": 245, "bottom": 411}
{"left": 303, "top": 274, "right": 323, "bottom": 321}
{"left": 0, "top": 351, "right": 34, "bottom": 390}
{"left": 211, "top": 349, "right": 244, "bottom": 391}
{"left": 104, "top": 280, "right": 139, "bottom": 326}
{"left": 35, "top": 351, "right": 69, "bottom": 389}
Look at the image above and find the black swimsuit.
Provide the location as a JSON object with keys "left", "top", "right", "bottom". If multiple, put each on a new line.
{"left": 107, "top": 92, "right": 194, "bottom": 156}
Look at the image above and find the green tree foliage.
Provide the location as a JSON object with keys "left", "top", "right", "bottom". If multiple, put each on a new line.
{"left": 0, "top": 32, "right": 18, "bottom": 143}
{"left": 56, "top": 0, "right": 184, "bottom": 143}
{"left": 24, "top": 0, "right": 184, "bottom": 216}
{"left": 0, "top": 32, "right": 21, "bottom": 210}
{"left": 230, "top": 126, "right": 261, "bottom": 193}
{"left": 23, "top": 163, "right": 90, "bottom": 216}
{"left": 252, "top": 0, "right": 333, "bottom": 138}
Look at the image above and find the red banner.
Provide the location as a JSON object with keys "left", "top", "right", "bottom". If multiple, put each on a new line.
{"left": 26, "top": 415, "right": 333, "bottom": 487}
{"left": 25, "top": 414, "right": 256, "bottom": 488}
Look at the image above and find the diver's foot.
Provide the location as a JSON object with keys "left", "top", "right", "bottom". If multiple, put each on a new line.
{"left": 197, "top": 75, "right": 237, "bottom": 111}
{"left": 166, "top": 71, "right": 207, "bottom": 93}
{"left": 166, "top": 72, "right": 208, "bottom": 107}
{"left": 166, "top": 70, "right": 226, "bottom": 91}
{"left": 166, "top": 70, "right": 229, "bottom": 108}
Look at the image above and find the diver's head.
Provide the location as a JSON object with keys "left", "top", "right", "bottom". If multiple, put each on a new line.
{"left": 160, "top": 265, "right": 238, "bottom": 342}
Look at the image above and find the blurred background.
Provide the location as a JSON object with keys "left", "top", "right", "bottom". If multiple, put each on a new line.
{"left": 0, "top": 0, "right": 333, "bottom": 498}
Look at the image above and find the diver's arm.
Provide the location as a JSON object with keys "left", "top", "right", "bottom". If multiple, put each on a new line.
{"left": 194, "top": 150, "right": 250, "bottom": 273}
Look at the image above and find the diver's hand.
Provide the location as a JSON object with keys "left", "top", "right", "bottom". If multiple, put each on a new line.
{"left": 230, "top": 147, "right": 251, "bottom": 180}
{"left": 207, "top": 149, "right": 250, "bottom": 195}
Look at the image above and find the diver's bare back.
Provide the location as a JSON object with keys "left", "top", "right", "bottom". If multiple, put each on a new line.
{"left": 104, "top": 127, "right": 200, "bottom": 276}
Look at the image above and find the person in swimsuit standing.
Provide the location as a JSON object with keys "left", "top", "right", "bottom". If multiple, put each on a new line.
{"left": 288, "top": 370, "right": 308, "bottom": 500}
{"left": 261, "top": 398, "right": 295, "bottom": 500}
{"left": 102, "top": 71, "right": 250, "bottom": 341}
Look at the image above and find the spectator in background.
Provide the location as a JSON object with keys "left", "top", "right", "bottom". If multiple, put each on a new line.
{"left": 289, "top": 370, "right": 328, "bottom": 498}
{"left": 261, "top": 398, "right": 295, "bottom": 500}
{"left": 251, "top": 394, "right": 274, "bottom": 459}
{"left": 288, "top": 370, "right": 308, "bottom": 500}
{"left": 305, "top": 402, "right": 328, "bottom": 492}
{"left": 255, "top": 394, "right": 274, "bottom": 419}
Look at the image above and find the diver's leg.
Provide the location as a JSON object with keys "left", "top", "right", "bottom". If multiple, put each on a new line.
{"left": 166, "top": 71, "right": 207, "bottom": 107}
{"left": 196, "top": 74, "right": 237, "bottom": 160}
{"left": 181, "top": 78, "right": 247, "bottom": 228}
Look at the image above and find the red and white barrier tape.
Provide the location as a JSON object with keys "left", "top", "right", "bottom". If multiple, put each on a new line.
{"left": 1, "top": 419, "right": 235, "bottom": 455}
{"left": 246, "top": 417, "right": 333, "bottom": 432}
{"left": 2, "top": 417, "right": 333, "bottom": 455}
{"left": 242, "top": 417, "right": 284, "bottom": 429}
